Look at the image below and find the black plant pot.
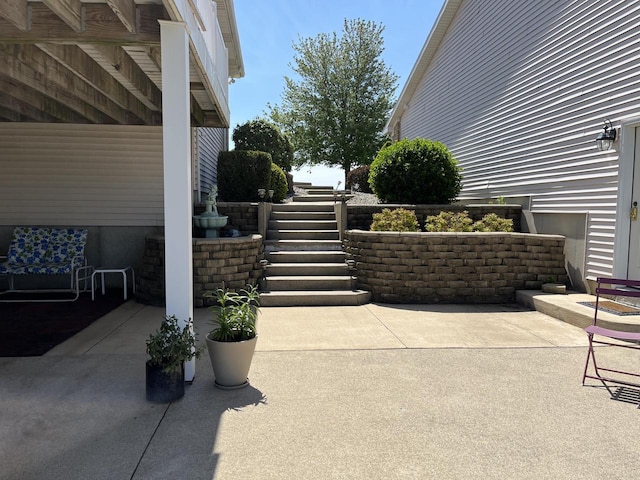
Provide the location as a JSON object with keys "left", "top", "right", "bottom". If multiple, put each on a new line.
{"left": 145, "top": 361, "right": 185, "bottom": 403}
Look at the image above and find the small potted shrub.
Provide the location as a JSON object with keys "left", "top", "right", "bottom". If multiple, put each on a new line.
{"left": 145, "top": 315, "right": 201, "bottom": 403}
{"left": 204, "top": 284, "right": 260, "bottom": 389}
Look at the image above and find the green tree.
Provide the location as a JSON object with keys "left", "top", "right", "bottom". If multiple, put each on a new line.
{"left": 232, "top": 118, "right": 294, "bottom": 172}
{"left": 268, "top": 19, "right": 398, "bottom": 182}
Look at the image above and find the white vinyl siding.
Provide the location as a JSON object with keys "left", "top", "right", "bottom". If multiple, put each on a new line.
{"left": 0, "top": 123, "right": 164, "bottom": 226}
{"left": 398, "top": 0, "right": 640, "bottom": 279}
{"left": 194, "top": 127, "right": 227, "bottom": 198}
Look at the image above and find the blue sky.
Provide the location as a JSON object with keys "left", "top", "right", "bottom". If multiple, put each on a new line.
{"left": 229, "top": 0, "right": 444, "bottom": 187}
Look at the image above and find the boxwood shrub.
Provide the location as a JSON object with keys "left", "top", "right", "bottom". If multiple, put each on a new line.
{"left": 218, "top": 150, "right": 272, "bottom": 202}
{"left": 270, "top": 164, "right": 288, "bottom": 203}
{"left": 369, "top": 138, "right": 462, "bottom": 204}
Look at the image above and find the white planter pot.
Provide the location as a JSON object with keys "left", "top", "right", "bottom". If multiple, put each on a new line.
{"left": 205, "top": 334, "right": 258, "bottom": 389}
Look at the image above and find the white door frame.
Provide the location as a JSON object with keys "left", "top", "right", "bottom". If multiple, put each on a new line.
{"left": 613, "top": 117, "right": 640, "bottom": 278}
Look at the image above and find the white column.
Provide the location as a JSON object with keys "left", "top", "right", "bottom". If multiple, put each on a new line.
{"left": 159, "top": 20, "right": 195, "bottom": 382}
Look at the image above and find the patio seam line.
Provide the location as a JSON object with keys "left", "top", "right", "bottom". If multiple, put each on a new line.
{"left": 81, "top": 301, "right": 147, "bottom": 355}
{"left": 129, "top": 401, "right": 173, "bottom": 480}
{"left": 499, "top": 316, "right": 558, "bottom": 347}
{"left": 254, "top": 345, "right": 588, "bottom": 354}
{"left": 363, "top": 303, "right": 409, "bottom": 349}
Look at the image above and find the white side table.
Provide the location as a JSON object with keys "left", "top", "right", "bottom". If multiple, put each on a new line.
{"left": 92, "top": 266, "right": 135, "bottom": 301}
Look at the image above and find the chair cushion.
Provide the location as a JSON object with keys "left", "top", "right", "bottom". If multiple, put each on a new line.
{"left": 47, "top": 228, "right": 87, "bottom": 265}
{"left": 6, "top": 227, "right": 50, "bottom": 265}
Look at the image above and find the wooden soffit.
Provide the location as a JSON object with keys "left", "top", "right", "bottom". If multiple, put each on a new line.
{"left": 0, "top": 0, "right": 226, "bottom": 127}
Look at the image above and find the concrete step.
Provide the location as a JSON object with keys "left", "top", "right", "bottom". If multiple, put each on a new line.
{"left": 264, "top": 239, "right": 343, "bottom": 251}
{"left": 270, "top": 211, "right": 336, "bottom": 221}
{"left": 516, "top": 290, "right": 640, "bottom": 332}
{"left": 267, "top": 230, "right": 339, "bottom": 241}
{"left": 298, "top": 184, "right": 333, "bottom": 190}
{"left": 292, "top": 195, "right": 337, "bottom": 203}
{"left": 260, "top": 290, "right": 371, "bottom": 307}
{"left": 273, "top": 203, "right": 334, "bottom": 212}
{"left": 266, "top": 250, "right": 347, "bottom": 263}
{"left": 293, "top": 181, "right": 313, "bottom": 187}
{"left": 305, "top": 188, "right": 335, "bottom": 195}
{"left": 265, "top": 275, "right": 353, "bottom": 291}
{"left": 268, "top": 219, "right": 337, "bottom": 230}
{"left": 266, "top": 263, "right": 348, "bottom": 276}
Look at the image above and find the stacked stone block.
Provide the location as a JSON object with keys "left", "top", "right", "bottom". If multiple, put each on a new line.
{"left": 217, "top": 202, "right": 259, "bottom": 234}
{"left": 344, "top": 230, "right": 567, "bottom": 303}
{"left": 137, "top": 234, "right": 264, "bottom": 307}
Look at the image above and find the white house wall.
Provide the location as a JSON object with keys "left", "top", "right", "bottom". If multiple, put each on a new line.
{"left": 0, "top": 123, "right": 164, "bottom": 227}
{"left": 397, "top": 0, "right": 640, "bottom": 280}
{"left": 194, "top": 127, "right": 227, "bottom": 199}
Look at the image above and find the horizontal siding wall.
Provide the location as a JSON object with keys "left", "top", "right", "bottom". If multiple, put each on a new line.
{"left": 195, "top": 127, "right": 227, "bottom": 199}
{"left": 400, "top": 0, "right": 640, "bottom": 279}
{"left": 0, "top": 123, "right": 164, "bottom": 226}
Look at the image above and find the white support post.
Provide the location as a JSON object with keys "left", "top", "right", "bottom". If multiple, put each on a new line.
{"left": 159, "top": 20, "right": 196, "bottom": 382}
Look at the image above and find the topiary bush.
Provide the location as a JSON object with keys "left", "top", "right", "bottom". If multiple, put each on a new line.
{"left": 369, "top": 138, "right": 462, "bottom": 204}
{"left": 370, "top": 208, "right": 420, "bottom": 232}
{"left": 425, "top": 211, "right": 514, "bottom": 232}
{"left": 346, "top": 165, "right": 373, "bottom": 193}
{"left": 232, "top": 119, "right": 294, "bottom": 172}
{"left": 270, "top": 164, "right": 288, "bottom": 203}
{"left": 472, "top": 213, "right": 513, "bottom": 232}
{"left": 217, "top": 150, "right": 272, "bottom": 202}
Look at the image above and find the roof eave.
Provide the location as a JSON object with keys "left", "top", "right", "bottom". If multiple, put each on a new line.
{"left": 385, "top": 0, "right": 464, "bottom": 134}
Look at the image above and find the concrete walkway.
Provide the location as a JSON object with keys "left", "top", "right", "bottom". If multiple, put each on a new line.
{"left": 1, "top": 300, "right": 640, "bottom": 479}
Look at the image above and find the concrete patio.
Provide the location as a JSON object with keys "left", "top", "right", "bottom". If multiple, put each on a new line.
{"left": 1, "top": 297, "right": 639, "bottom": 479}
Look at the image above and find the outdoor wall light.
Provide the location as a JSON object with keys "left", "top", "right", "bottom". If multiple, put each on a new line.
{"left": 596, "top": 119, "right": 617, "bottom": 151}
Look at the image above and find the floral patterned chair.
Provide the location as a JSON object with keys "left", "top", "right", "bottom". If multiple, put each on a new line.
{"left": 0, "top": 227, "right": 92, "bottom": 301}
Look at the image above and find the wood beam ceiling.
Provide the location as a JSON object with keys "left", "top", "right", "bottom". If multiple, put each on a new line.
{"left": 0, "top": 1, "right": 226, "bottom": 127}
{"left": 0, "top": 0, "right": 29, "bottom": 32}
{"left": 0, "top": 4, "right": 161, "bottom": 45}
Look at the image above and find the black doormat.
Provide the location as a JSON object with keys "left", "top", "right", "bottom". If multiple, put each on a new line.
{"left": 577, "top": 300, "right": 640, "bottom": 316}
{"left": 0, "top": 290, "right": 127, "bottom": 357}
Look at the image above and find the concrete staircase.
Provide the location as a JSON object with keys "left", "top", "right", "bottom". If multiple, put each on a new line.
{"left": 260, "top": 185, "right": 370, "bottom": 307}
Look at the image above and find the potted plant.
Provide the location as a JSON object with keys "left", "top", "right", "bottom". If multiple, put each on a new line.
{"left": 204, "top": 284, "right": 260, "bottom": 389}
{"left": 145, "top": 315, "right": 201, "bottom": 403}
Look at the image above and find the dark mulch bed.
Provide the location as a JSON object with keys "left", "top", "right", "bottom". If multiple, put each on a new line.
{"left": 0, "top": 290, "right": 127, "bottom": 357}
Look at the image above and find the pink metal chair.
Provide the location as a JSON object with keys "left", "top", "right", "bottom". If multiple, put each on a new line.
{"left": 582, "top": 277, "right": 640, "bottom": 408}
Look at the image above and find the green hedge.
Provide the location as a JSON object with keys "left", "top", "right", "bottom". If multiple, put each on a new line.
{"left": 218, "top": 150, "right": 272, "bottom": 202}
{"left": 271, "top": 164, "right": 288, "bottom": 202}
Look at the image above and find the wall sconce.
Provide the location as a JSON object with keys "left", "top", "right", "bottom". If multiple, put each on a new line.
{"left": 596, "top": 119, "right": 617, "bottom": 151}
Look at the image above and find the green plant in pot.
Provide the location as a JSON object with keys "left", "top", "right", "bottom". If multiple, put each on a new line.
{"left": 145, "top": 315, "right": 201, "bottom": 403}
{"left": 204, "top": 284, "right": 260, "bottom": 389}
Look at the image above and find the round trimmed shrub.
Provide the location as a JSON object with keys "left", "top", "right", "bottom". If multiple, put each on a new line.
{"left": 369, "top": 138, "right": 462, "bottom": 204}
{"left": 270, "top": 164, "right": 288, "bottom": 203}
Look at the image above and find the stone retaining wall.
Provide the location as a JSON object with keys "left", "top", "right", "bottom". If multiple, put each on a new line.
{"left": 218, "top": 202, "right": 259, "bottom": 234}
{"left": 344, "top": 230, "right": 567, "bottom": 303}
{"left": 194, "top": 202, "right": 259, "bottom": 235}
{"left": 137, "top": 234, "right": 264, "bottom": 307}
{"left": 347, "top": 204, "right": 522, "bottom": 231}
